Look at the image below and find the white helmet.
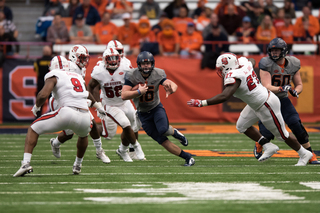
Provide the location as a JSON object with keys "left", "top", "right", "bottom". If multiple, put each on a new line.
{"left": 49, "top": 55, "right": 69, "bottom": 71}
{"left": 216, "top": 53, "right": 239, "bottom": 78}
{"left": 107, "top": 40, "right": 124, "bottom": 58}
{"left": 103, "top": 47, "right": 121, "bottom": 71}
{"left": 68, "top": 45, "right": 89, "bottom": 69}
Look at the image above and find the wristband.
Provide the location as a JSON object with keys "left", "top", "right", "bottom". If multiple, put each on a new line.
{"left": 93, "top": 102, "right": 103, "bottom": 109}
{"left": 137, "top": 89, "right": 141, "bottom": 95}
{"left": 201, "top": 100, "right": 208, "bottom": 106}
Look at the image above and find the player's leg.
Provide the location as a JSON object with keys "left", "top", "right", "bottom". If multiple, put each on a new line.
{"left": 72, "top": 136, "right": 88, "bottom": 175}
{"left": 280, "top": 97, "right": 319, "bottom": 164}
{"left": 50, "top": 131, "right": 74, "bottom": 158}
{"left": 254, "top": 121, "right": 276, "bottom": 159}
{"left": 90, "top": 119, "right": 110, "bottom": 164}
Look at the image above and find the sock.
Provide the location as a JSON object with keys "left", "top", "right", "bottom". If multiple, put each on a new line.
{"left": 53, "top": 137, "right": 62, "bottom": 147}
{"left": 297, "top": 146, "right": 307, "bottom": 156}
{"left": 74, "top": 156, "right": 83, "bottom": 165}
{"left": 120, "top": 143, "right": 128, "bottom": 152}
{"left": 92, "top": 138, "right": 102, "bottom": 151}
{"left": 133, "top": 140, "right": 140, "bottom": 148}
{"left": 179, "top": 150, "right": 191, "bottom": 160}
{"left": 258, "top": 136, "right": 269, "bottom": 146}
{"left": 23, "top": 153, "right": 32, "bottom": 164}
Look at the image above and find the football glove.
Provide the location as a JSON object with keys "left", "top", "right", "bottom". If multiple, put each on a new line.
{"left": 289, "top": 88, "right": 299, "bottom": 98}
{"left": 278, "top": 85, "right": 291, "bottom": 92}
{"left": 187, "top": 99, "right": 202, "bottom": 107}
{"left": 93, "top": 102, "right": 107, "bottom": 119}
{"left": 31, "top": 105, "right": 41, "bottom": 116}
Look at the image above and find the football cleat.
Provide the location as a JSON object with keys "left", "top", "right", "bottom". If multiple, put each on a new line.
{"left": 184, "top": 157, "right": 195, "bottom": 166}
{"left": 116, "top": 148, "right": 133, "bottom": 162}
{"left": 133, "top": 142, "right": 146, "bottom": 160}
{"left": 258, "top": 143, "right": 279, "bottom": 162}
{"left": 309, "top": 152, "right": 320, "bottom": 164}
{"left": 50, "top": 138, "right": 61, "bottom": 158}
{"left": 173, "top": 128, "right": 188, "bottom": 146}
{"left": 96, "top": 149, "right": 111, "bottom": 164}
{"left": 73, "top": 164, "right": 82, "bottom": 174}
{"left": 13, "top": 161, "right": 33, "bottom": 177}
{"left": 254, "top": 142, "right": 263, "bottom": 159}
{"left": 295, "top": 151, "right": 313, "bottom": 166}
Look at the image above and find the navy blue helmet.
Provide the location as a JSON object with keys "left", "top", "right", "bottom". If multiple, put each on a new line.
{"left": 267, "top": 38, "right": 288, "bottom": 62}
{"left": 136, "top": 51, "right": 155, "bottom": 76}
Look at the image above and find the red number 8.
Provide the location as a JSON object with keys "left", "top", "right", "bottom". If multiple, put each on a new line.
{"left": 71, "top": 78, "right": 84, "bottom": 92}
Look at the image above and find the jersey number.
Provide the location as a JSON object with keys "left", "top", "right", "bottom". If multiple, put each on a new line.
{"left": 246, "top": 71, "right": 260, "bottom": 91}
{"left": 272, "top": 74, "right": 291, "bottom": 86}
{"left": 104, "top": 86, "right": 122, "bottom": 98}
{"left": 139, "top": 86, "right": 154, "bottom": 102}
{"left": 71, "top": 78, "right": 84, "bottom": 92}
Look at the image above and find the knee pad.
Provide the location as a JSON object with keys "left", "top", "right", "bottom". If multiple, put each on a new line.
{"left": 236, "top": 122, "right": 247, "bottom": 133}
{"left": 288, "top": 121, "right": 309, "bottom": 144}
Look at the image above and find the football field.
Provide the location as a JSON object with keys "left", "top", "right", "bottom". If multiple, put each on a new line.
{"left": 1, "top": 128, "right": 320, "bottom": 213}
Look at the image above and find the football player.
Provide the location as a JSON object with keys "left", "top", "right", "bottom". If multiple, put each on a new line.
{"left": 49, "top": 45, "right": 111, "bottom": 164}
{"left": 13, "top": 56, "right": 107, "bottom": 177}
{"left": 121, "top": 51, "right": 195, "bottom": 166}
{"left": 88, "top": 47, "right": 145, "bottom": 162}
{"left": 187, "top": 52, "right": 312, "bottom": 166}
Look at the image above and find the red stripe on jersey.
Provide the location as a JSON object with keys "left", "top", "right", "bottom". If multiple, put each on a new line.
{"left": 101, "top": 119, "right": 109, "bottom": 138}
{"left": 32, "top": 108, "right": 61, "bottom": 125}
{"left": 264, "top": 102, "right": 287, "bottom": 140}
{"left": 107, "top": 113, "right": 121, "bottom": 127}
{"left": 57, "top": 55, "right": 63, "bottom": 69}
{"left": 50, "top": 97, "right": 55, "bottom": 111}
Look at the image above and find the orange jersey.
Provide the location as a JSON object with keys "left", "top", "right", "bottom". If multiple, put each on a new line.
{"left": 114, "top": 0, "right": 133, "bottom": 10}
{"left": 180, "top": 31, "right": 203, "bottom": 51}
{"left": 172, "top": 17, "right": 194, "bottom": 35}
{"left": 117, "top": 22, "right": 138, "bottom": 45}
{"left": 130, "top": 30, "right": 156, "bottom": 49}
{"left": 90, "top": 0, "right": 109, "bottom": 16}
{"left": 256, "top": 26, "right": 277, "bottom": 42}
{"left": 157, "top": 31, "right": 180, "bottom": 52}
{"left": 293, "top": 15, "right": 320, "bottom": 37}
{"left": 195, "top": 15, "right": 210, "bottom": 31}
{"left": 94, "top": 22, "right": 118, "bottom": 44}
{"left": 276, "top": 24, "right": 294, "bottom": 44}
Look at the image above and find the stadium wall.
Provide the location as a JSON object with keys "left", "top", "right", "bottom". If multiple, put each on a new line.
{"left": 1, "top": 55, "right": 319, "bottom": 124}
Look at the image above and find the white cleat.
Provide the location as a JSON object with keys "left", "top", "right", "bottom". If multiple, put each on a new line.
{"left": 116, "top": 148, "right": 133, "bottom": 162}
{"left": 50, "top": 138, "right": 61, "bottom": 158}
{"left": 96, "top": 149, "right": 111, "bottom": 164}
{"left": 133, "top": 143, "right": 146, "bottom": 160}
{"left": 295, "top": 151, "right": 313, "bottom": 166}
{"left": 258, "top": 143, "right": 279, "bottom": 162}
{"left": 73, "top": 164, "right": 82, "bottom": 175}
{"left": 13, "top": 161, "right": 33, "bottom": 177}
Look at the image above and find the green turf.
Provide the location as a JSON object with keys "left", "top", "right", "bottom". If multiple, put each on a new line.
{"left": 1, "top": 133, "right": 320, "bottom": 213}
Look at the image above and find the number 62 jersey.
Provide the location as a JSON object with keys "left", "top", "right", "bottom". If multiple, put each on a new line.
{"left": 224, "top": 57, "right": 269, "bottom": 111}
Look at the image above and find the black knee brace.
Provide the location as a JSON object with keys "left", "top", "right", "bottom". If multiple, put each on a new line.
{"left": 288, "top": 121, "right": 309, "bottom": 144}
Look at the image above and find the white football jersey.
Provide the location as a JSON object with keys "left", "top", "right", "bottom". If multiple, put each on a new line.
{"left": 45, "top": 70, "right": 89, "bottom": 109}
{"left": 91, "top": 59, "right": 132, "bottom": 107}
{"left": 224, "top": 57, "right": 268, "bottom": 110}
{"left": 69, "top": 61, "right": 86, "bottom": 79}
{"left": 121, "top": 56, "right": 133, "bottom": 69}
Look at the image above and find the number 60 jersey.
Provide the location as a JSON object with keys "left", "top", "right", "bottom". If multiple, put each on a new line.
{"left": 224, "top": 57, "right": 269, "bottom": 111}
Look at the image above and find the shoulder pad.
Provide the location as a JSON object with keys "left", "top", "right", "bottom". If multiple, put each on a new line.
{"left": 259, "top": 57, "right": 272, "bottom": 70}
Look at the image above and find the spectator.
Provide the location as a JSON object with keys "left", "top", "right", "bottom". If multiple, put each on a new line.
{"left": 73, "top": 0, "right": 101, "bottom": 26}
{"left": 293, "top": 6, "right": 320, "bottom": 42}
{"left": 91, "top": 0, "right": 109, "bottom": 17}
{"left": 202, "top": 13, "right": 227, "bottom": 39}
{"left": 111, "top": 0, "right": 134, "bottom": 19}
{"left": 151, "top": 12, "right": 168, "bottom": 36}
{"left": 0, "top": 25, "right": 19, "bottom": 66}
{"left": 235, "top": 16, "right": 256, "bottom": 44}
{"left": 33, "top": 45, "right": 52, "bottom": 117}
{"left": 130, "top": 17, "right": 157, "bottom": 56}
{"left": 277, "top": 14, "right": 294, "bottom": 53}
{"left": 139, "top": 0, "right": 161, "bottom": 19}
{"left": 239, "top": 0, "right": 255, "bottom": 13}
{"left": 192, "top": 0, "right": 208, "bottom": 19}
{"left": 202, "top": 24, "right": 229, "bottom": 69}
{"left": 195, "top": 6, "right": 211, "bottom": 32}
{"left": 0, "top": 11, "right": 18, "bottom": 38}
{"left": 219, "top": 3, "right": 243, "bottom": 35}
{"left": 118, "top": 13, "right": 137, "bottom": 45}
{"left": 247, "top": 3, "right": 265, "bottom": 29}
{"left": 256, "top": 15, "right": 276, "bottom": 54}
{"left": 264, "top": 0, "right": 278, "bottom": 19}
{"left": 46, "top": 13, "right": 69, "bottom": 43}
{"left": 69, "top": 13, "right": 94, "bottom": 43}
{"left": 283, "top": 0, "right": 295, "bottom": 19}
{"left": 35, "top": 15, "right": 54, "bottom": 41}
{"left": 157, "top": 18, "right": 180, "bottom": 57}
{"left": 94, "top": 12, "right": 118, "bottom": 44}
{"left": 273, "top": 8, "right": 285, "bottom": 30}
{"left": 43, "top": 0, "right": 67, "bottom": 17}
{"left": 66, "top": 0, "right": 80, "bottom": 17}
{"left": 213, "top": 0, "right": 227, "bottom": 15}
{"left": 0, "top": 0, "right": 13, "bottom": 21}
{"left": 172, "top": 7, "right": 194, "bottom": 35}
{"left": 215, "top": 0, "right": 246, "bottom": 18}
{"left": 164, "top": 0, "right": 189, "bottom": 19}
{"left": 179, "top": 22, "right": 203, "bottom": 59}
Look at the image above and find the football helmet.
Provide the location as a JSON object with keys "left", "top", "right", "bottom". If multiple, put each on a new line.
{"left": 267, "top": 38, "right": 288, "bottom": 62}
{"left": 49, "top": 55, "right": 69, "bottom": 71}
{"left": 216, "top": 53, "right": 239, "bottom": 78}
{"left": 107, "top": 40, "right": 124, "bottom": 58}
{"left": 69, "top": 45, "right": 89, "bottom": 69}
{"left": 102, "top": 47, "right": 121, "bottom": 71}
{"left": 136, "top": 51, "right": 154, "bottom": 76}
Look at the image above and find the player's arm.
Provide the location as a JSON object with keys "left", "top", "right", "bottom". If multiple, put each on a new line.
{"left": 36, "top": 77, "right": 57, "bottom": 107}
{"left": 122, "top": 83, "right": 148, "bottom": 100}
{"left": 292, "top": 71, "right": 303, "bottom": 94}
{"left": 187, "top": 79, "right": 240, "bottom": 107}
{"left": 87, "top": 78, "right": 100, "bottom": 101}
{"left": 162, "top": 79, "right": 178, "bottom": 98}
{"left": 260, "top": 69, "right": 282, "bottom": 94}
